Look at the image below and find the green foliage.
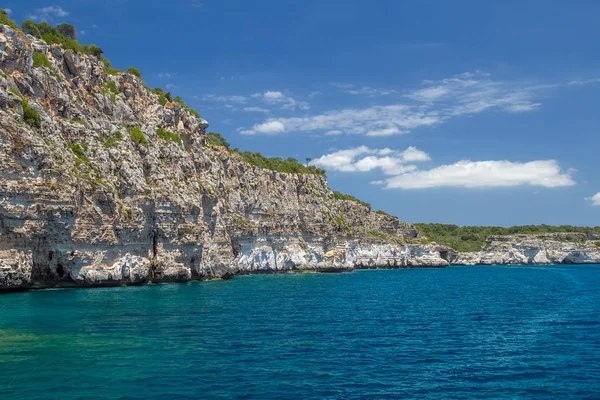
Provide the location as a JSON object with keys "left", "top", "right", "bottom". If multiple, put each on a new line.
{"left": 102, "top": 80, "right": 119, "bottom": 103}
{"left": 56, "top": 23, "right": 77, "bottom": 40}
{"left": 21, "top": 20, "right": 103, "bottom": 57}
{"left": 9, "top": 87, "right": 21, "bottom": 97}
{"left": 156, "top": 128, "right": 182, "bottom": 145}
{"left": 415, "top": 223, "right": 600, "bottom": 252}
{"left": 237, "top": 151, "right": 327, "bottom": 176}
{"left": 332, "top": 190, "right": 371, "bottom": 209}
{"left": 130, "top": 127, "right": 148, "bottom": 148}
{"left": 103, "top": 131, "right": 123, "bottom": 148}
{"left": 22, "top": 98, "right": 41, "bottom": 128}
{"left": 101, "top": 58, "right": 119, "bottom": 75}
{"left": 83, "top": 44, "right": 103, "bottom": 58}
{"left": 21, "top": 19, "right": 41, "bottom": 37}
{"left": 153, "top": 88, "right": 172, "bottom": 106}
{"left": 0, "top": 9, "right": 18, "bottom": 30}
{"left": 32, "top": 52, "right": 52, "bottom": 69}
{"left": 68, "top": 143, "right": 89, "bottom": 164}
{"left": 375, "top": 210, "right": 392, "bottom": 217}
{"left": 126, "top": 67, "right": 141, "bottom": 78}
{"left": 205, "top": 131, "right": 230, "bottom": 148}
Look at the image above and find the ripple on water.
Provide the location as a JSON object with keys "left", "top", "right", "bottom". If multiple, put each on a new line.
{"left": 1, "top": 265, "right": 599, "bottom": 399}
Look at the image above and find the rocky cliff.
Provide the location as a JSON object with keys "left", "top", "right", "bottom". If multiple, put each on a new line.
{"left": 449, "top": 233, "right": 600, "bottom": 265}
{"left": 0, "top": 25, "right": 450, "bottom": 292}
{"left": 1, "top": 25, "right": 598, "bottom": 293}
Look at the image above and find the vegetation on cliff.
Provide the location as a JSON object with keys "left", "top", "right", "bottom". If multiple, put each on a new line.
{"left": 416, "top": 224, "right": 600, "bottom": 252}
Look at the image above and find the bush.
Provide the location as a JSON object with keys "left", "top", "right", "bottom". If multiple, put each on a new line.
{"left": 102, "top": 80, "right": 119, "bottom": 103}
{"left": 237, "top": 151, "right": 326, "bottom": 176}
{"left": 83, "top": 44, "right": 103, "bottom": 58}
{"left": 375, "top": 210, "right": 392, "bottom": 217}
{"left": 67, "top": 142, "right": 89, "bottom": 164}
{"left": 205, "top": 131, "right": 230, "bottom": 148}
{"left": 32, "top": 52, "right": 52, "bottom": 69}
{"left": 21, "top": 20, "right": 41, "bottom": 37}
{"left": 22, "top": 99, "right": 41, "bottom": 128}
{"left": 0, "top": 9, "right": 18, "bottom": 30}
{"left": 156, "top": 128, "right": 182, "bottom": 145}
{"left": 414, "top": 223, "right": 600, "bottom": 252}
{"left": 332, "top": 191, "right": 371, "bottom": 209}
{"left": 130, "top": 127, "right": 148, "bottom": 148}
{"left": 103, "top": 131, "right": 123, "bottom": 148}
{"left": 153, "top": 88, "right": 172, "bottom": 106}
{"left": 56, "top": 23, "right": 77, "bottom": 40}
{"left": 126, "top": 67, "right": 141, "bottom": 78}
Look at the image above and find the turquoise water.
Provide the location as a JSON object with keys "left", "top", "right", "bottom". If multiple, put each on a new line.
{"left": 1, "top": 265, "right": 600, "bottom": 399}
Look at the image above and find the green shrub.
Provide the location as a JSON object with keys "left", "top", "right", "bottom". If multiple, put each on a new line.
{"left": 235, "top": 151, "right": 326, "bottom": 176}
{"left": 103, "top": 131, "right": 123, "bottom": 148}
{"left": 153, "top": 88, "right": 172, "bottom": 106}
{"left": 68, "top": 143, "right": 89, "bottom": 164}
{"left": 22, "top": 99, "right": 41, "bottom": 128}
{"left": 205, "top": 131, "right": 230, "bottom": 148}
{"left": 56, "top": 23, "right": 77, "bottom": 40}
{"left": 32, "top": 52, "right": 52, "bottom": 69}
{"left": 21, "top": 20, "right": 41, "bottom": 37}
{"left": 0, "top": 9, "right": 18, "bottom": 30}
{"left": 102, "top": 80, "right": 119, "bottom": 103}
{"left": 126, "top": 67, "right": 141, "bottom": 78}
{"left": 156, "top": 128, "right": 182, "bottom": 145}
{"left": 173, "top": 95, "right": 201, "bottom": 118}
{"left": 130, "top": 127, "right": 148, "bottom": 148}
{"left": 332, "top": 190, "right": 371, "bottom": 209}
{"left": 414, "top": 223, "right": 600, "bottom": 252}
{"left": 375, "top": 210, "right": 391, "bottom": 217}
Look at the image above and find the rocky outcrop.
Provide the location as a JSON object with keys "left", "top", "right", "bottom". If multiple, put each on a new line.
{"left": 0, "top": 25, "right": 448, "bottom": 292}
{"left": 448, "top": 233, "right": 600, "bottom": 265}
{"left": 1, "top": 25, "right": 597, "bottom": 293}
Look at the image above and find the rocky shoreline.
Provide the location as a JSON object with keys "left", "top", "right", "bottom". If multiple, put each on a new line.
{"left": 1, "top": 23, "right": 599, "bottom": 293}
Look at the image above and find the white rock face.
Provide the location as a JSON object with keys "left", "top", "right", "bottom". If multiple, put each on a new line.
{"left": 0, "top": 25, "right": 597, "bottom": 293}
{"left": 0, "top": 24, "right": 437, "bottom": 292}
{"left": 449, "top": 234, "right": 600, "bottom": 265}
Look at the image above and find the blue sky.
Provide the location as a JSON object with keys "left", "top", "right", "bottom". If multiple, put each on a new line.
{"left": 6, "top": 0, "right": 600, "bottom": 226}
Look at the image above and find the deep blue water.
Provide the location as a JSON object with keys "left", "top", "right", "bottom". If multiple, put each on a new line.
{"left": 1, "top": 265, "right": 600, "bottom": 399}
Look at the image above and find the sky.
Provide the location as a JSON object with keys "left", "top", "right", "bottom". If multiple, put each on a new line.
{"left": 5, "top": 0, "right": 600, "bottom": 226}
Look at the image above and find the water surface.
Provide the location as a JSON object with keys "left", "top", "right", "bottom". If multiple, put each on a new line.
{"left": 1, "top": 265, "right": 599, "bottom": 399}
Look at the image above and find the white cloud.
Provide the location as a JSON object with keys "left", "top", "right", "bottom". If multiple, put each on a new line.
{"left": 4, "top": 8, "right": 11, "bottom": 15}
{"left": 28, "top": 6, "right": 68, "bottom": 21}
{"left": 203, "top": 94, "right": 247, "bottom": 103}
{"left": 254, "top": 91, "right": 310, "bottom": 110}
{"left": 236, "top": 72, "right": 600, "bottom": 137}
{"left": 587, "top": 193, "right": 600, "bottom": 206}
{"left": 312, "top": 146, "right": 430, "bottom": 175}
{"left": 166, "top": 83, "right": 176, "bottom": 89}
{"left": 240, "top": 105, "right": 440, "bottom": 136}
{"left": 158, "top": 72, "right": 173, "bottom": 79}
{"left": 239, "top": 120, "right": 286, "bottom": 135}
{"left": 378, "top": 160, "right": 575, "bottom": 189}
{"left": 308, "top": 91, "right": 323, "bottom": 98}
{"left": 346, "top": 86, "right": 396, "bottom": 96}
{"left": 242, "top": 107, "right": 270, "bottom": 113}
{"left": 326, "top": 130, "right": 343, "bottom": 136}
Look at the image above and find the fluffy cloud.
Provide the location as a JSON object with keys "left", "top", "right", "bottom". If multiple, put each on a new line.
{"left": 28, "top": 6, "right": 68, "bottom": 21}
{"left": 253, "top": 91, "right": 310, "bottom": 110}
{"left": 377, "top": 160, "right": 575, "bottom": 189}
{"left": 239, "top": 120, "right": 285, "bottom": 135}
{"left": 240, "top": 72, "right": 589, "bottom": 136}
{"left": 312, "top": 146, "right": 430, "bottom": 175}
{"left": 240, "top": 105, "right": 440, "bottom": 136}
{"left": 314, "top": 146, "right": 574, "bottom": 190}
{"left": 588, "top": 193, "right": 600, "bottom": 206}
{"left": 202, "top": 94, "right": 247, "bottom": 103}
{"left": 242, "top": 107, "right": 270, "bottom": 113}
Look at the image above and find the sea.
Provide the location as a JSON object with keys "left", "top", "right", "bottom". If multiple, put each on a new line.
{"left": 1, "top": 265, "right": 599, "bottom": 399}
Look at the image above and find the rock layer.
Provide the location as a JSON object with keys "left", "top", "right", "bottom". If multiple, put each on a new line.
{"left": 0, "top": 25, "right": 598, "bottom": 293}
{"left": 0, "top": 25, "right": 448, "bottom": 292}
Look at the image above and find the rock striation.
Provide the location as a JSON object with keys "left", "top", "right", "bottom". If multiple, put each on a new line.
{"left": 0, "top": 25, "right": 448, "bottom": 292}
{"left": 1, "top": 25, "right": 598, "bottom": 293}
{"left": 449, "top": 233, "right": 600, "bottom": 266}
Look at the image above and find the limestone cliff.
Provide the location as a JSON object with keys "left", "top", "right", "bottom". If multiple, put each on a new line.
{"left": 0, "top": 25, "right": 448, "bottom": 292}
{"left": 449, "top": 233, "right": 600, "bottom": 265}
